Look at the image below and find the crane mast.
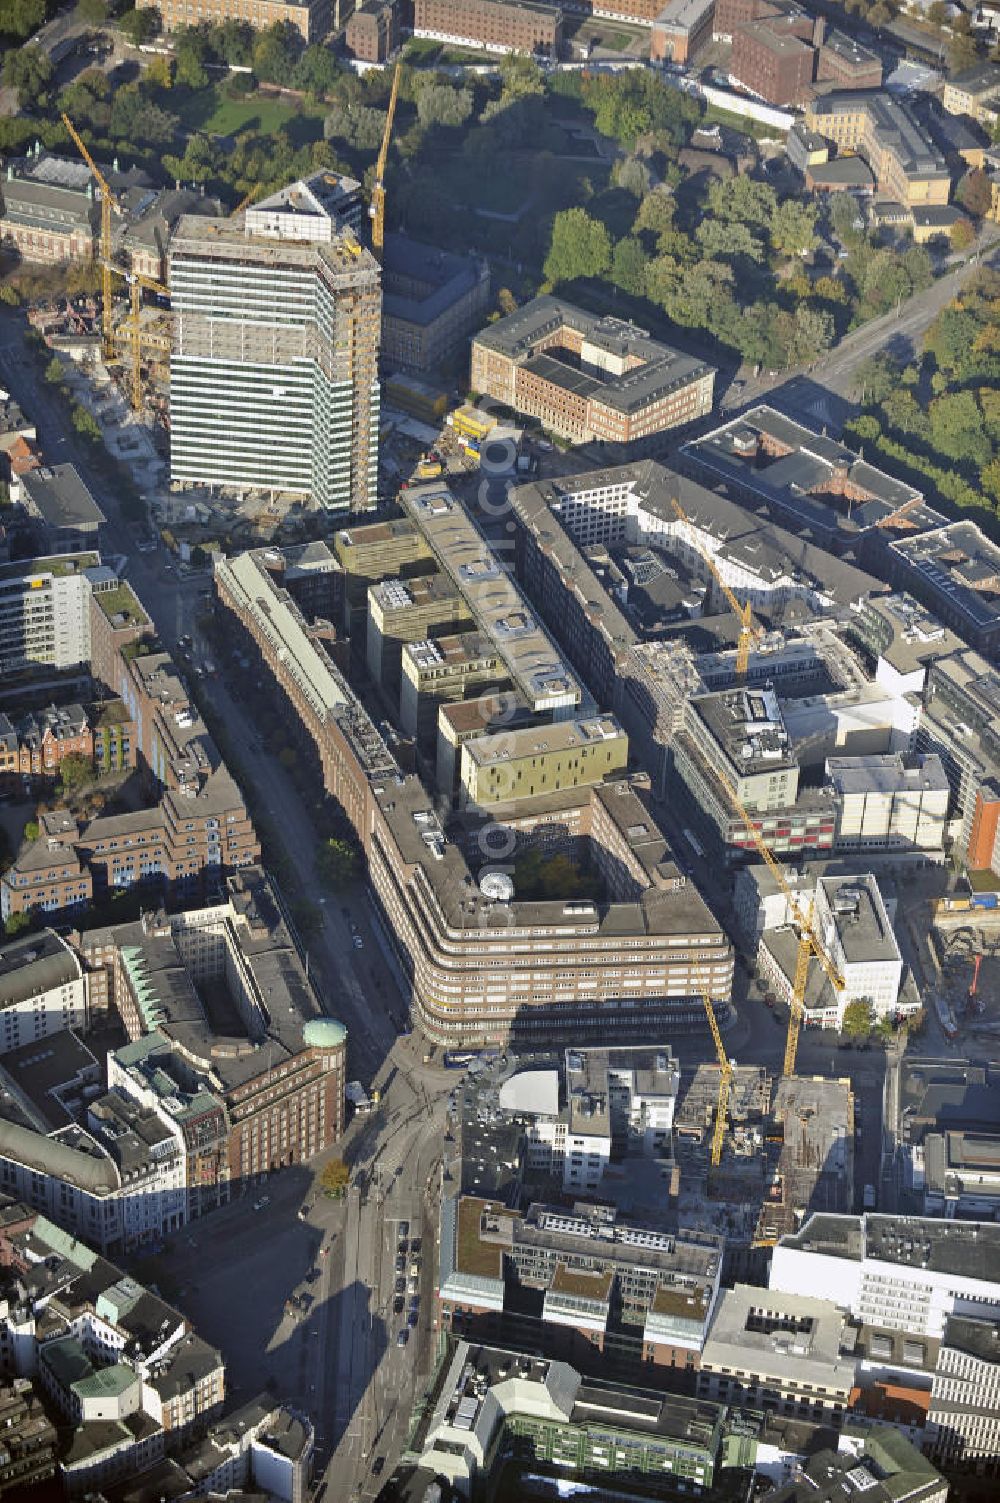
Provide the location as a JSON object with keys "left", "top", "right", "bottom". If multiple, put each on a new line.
{"left": 702, "top": 994, "right": 732, "bottom": 1168}
{"left": 370, "top": 62, "right": 401, "bottom": 260}
{"left": 717, "top": 772, "right": 844, "bottom": 1077}
{"left": 671, "top": 496, "right": 762, "bottom": 679}
{"left": 61, "top": 113, "right": 119, "bottom": 361}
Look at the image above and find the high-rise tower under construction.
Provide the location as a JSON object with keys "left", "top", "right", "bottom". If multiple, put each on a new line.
{"left": 169, "top": 173, "right": 381, "bottom": 513}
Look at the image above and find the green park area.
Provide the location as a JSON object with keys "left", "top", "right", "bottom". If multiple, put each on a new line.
{"left": 173, "top": 83, "right": 325, "bottom": 139}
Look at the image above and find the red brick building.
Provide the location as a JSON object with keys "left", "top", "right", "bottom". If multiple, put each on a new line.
{"left": 731, "top": 21, "right": 814, "bottom": 106}
{"left": 413, "top": 0, "right": 562, "bottom": 53}
{"left": 346, "top": 0, "right": 399, "bottom": 60}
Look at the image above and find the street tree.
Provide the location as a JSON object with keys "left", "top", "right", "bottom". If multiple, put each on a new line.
{"left": 321, "top": 1158, "right": 350, "bottom": 1197}
{"left": 792, "top": 304, "right": 834, "bottom": 363}
{"left": 3, "top": 45, "right": 54, "bottom": 109}
{"left": 4, "top": 912, "right": 30, "bottom": 938}
{"left": 853, "top": 353, "right": 899, "bottom": 404}
{"left": 842, "top": 999, "right": 872, "bottom": 1038}
{"left": 958, "top": 168, "right": 992, "bottom": 219}
{"left": 316, "top": 838, "right": 358, "bottom": 889}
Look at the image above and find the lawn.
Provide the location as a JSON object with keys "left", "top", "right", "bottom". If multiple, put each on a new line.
{"left": 601, "top": 31, "right": 632, "bottom": 50}
{"left": 403, "top": 37, "right": 495, "bottom": 65}
{"left": 702, "top": 100, "right": 788, "bottom": 140}
{"left": 173, "top": 84, "right": 325, "bottom": 139}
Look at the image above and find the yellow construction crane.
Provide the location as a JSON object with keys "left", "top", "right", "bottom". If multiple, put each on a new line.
{"left": 718, "top": 771, "right": 844, "bottom": 1077}
{"left": 230, "top": 186, "right": 260, "bottom": 218}
{"left": 671, "top": 497, "right": 764, "bottom": 680}
{"left": 370, "top": 61, "right": 401, "bottom": 261}
{"left": 125, "top": 272, "right": 171, "bottom": 415}
{"left": 61, "top": 113, "right": 120, "bottom": 362}
{"left": 702, "top": 994, "right": 732, "bottom": 1169}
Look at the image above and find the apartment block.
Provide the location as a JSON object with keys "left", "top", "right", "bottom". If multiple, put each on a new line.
{"left": 439, "top": 1196, "right": 723, "bottom": 1367}
{"left": 413, "top": 1342, "right": 731, "bottom": 1500}
{"left": 650, "top": 0, "right": 715, "bottom": 64}
{"left": 0, "top": 1379, "right": 57, "bottom": 1494}
{"left": 140, "top": 0, "right": 331, "bottom": 40}
{"left": 382, "top": 234, "right": 491, "bottom": 377}
{"left": 0, "top": 1030, "right": 187, "bottom": 1254}
{"left": 942, "top": 61, "right": 1000, "bottom": 125}
{"left": 413, "top": 0, "right": 562, "bottom": 53}
{"left": 367, "top": 572, "right": 472, "bottom": 704}
{"left": 927, "top": 1313, "right": 1000, "bottom": 1473}
{"left": 681, "top": 406, "right": 937, "bottom": 557}
{"left": 0, "top": 931, "right": 89, "bottom": 1054}
{"left": 16, "top": 464, "right": 105, "bottom": 555}
{"left": 471, "top": 298, "right": 715, "bottom": 456}
{"left": 827, "top": 754, "right": 949, "bottom": 854}
{"left": 759, "top": 874, "right": 903, "bottom": 1029}
{"left": 169, "top": 174, "right": 380, "bottom": 513}
{"left": 2, "top": 636, "right": 259, "bottom": 921}
{"left": 804, "top": 92, "right": 951, "bottom": 208}
{"left": 0, "top": 553, "right": 98, "bottom": 680}
{"left": 399, "top": 632, "right": 508, "bottom": 755}
{"left": 890, "top": 521, "right": 1000, "bottom": 656}
{"left": 459, "top": 714, "right": 628, "bottom": 810}
{"left": 731, "top": 18, "right": 815, "bottom": 108}
{"left": 92, "top": 870, "right": 347, "bottom": 1184}
{"left": 0, "top": 1202, "right": 225, "bottom": 1476}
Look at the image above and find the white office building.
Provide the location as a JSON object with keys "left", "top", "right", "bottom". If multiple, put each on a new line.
{"left": 770, "top": 1213, "right": 1000, "bottom": 1340}
{"left": 813, "top": 875, "right": 903, "bottom": 1022}
{"left": 828, "top": 754, "right": 949, "bottom": 854}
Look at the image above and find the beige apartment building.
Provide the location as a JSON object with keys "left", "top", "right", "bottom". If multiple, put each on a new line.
{"left": 805, "top": 91, "right": 951, "bottom": 207}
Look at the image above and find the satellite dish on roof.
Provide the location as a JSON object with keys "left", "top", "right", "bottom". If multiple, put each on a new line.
{"left": 480, "top": 871, "right": 514, "bottom": 902}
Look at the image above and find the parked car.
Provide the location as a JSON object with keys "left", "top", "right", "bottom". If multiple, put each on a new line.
{"left": 407, "top": 1309, "right": 419, "bottom": 1328}
{"left": 397, "top": 1329, "right": 409, "bottom": 1347}
{"left": 394, "top": 1276, "right": 406, "bottom": 1294}
{"left": 393, "top": 1294, "right": 405, "bottom": 1314}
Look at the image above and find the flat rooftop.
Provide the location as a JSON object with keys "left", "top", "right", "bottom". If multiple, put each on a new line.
{"left": 783, "top": 1211, "right": 1000, "bottom": 1280}
{"left": 892, "top": 521, "right": 1000, "bottom": 633}
{"left": 0, "top": 930, "right": 80, "bottom": 1007}
{"left": 827, "top": 752, "right": 948, "bottom": 797}
{"left": 402, "top": 483, "right": 584, "bottom": 714}
{"left": 692, "top": 686, "right": 796, "bottom": 776}
{"left": 20, "top": 464, "right": 105, "bottom": 530}
{"left": 810, "top": 90, "right": 950, "bottom": 179}
{"left": 819, "top": 875, "right": 899, "bottom": 966}
{"left": 463, "top": 713, "right": 625, "bottom": 768}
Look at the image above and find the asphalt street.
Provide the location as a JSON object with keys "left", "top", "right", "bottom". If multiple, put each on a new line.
{"left": 722, "top": 230, "right": 1000, "bottom": 426}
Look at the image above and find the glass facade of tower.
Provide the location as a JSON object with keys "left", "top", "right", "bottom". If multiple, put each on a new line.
{"left": 168, "top": 224, "right": 380, "bottom": 513}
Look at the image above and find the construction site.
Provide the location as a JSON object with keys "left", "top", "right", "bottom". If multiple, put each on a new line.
{"left": 12, "top": 72, "right": 491, "bottom": 546}
{"left": 673, "top": 1061, "right": 855, "bottom": 1271}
